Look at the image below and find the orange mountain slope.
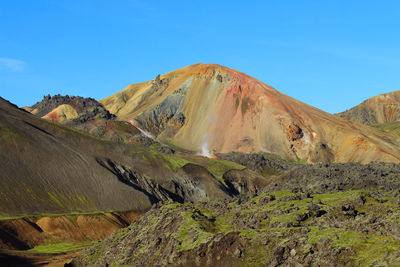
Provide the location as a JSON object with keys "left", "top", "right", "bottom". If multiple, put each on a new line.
{"left": 101, "top": 63, "right": 400, "bottom": 163}
{"left": 337, "top": 90, "right": 400, "bottom": 125}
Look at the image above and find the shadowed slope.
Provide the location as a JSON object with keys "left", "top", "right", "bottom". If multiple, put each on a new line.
{"left": 0, "top": 98, "right": 153, "bottom": 216}
{"left": 101, "top": 63, "right": 400, "bottom": 163}
{"left": 0, "top": 97, "right": 232, "bottom": 218}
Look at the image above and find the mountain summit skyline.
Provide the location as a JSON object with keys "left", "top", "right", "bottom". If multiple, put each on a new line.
{"left": 98, "top": 63, "right": 400, "bottom": 164}
{"left": 2, "top": 1, "right": 400, "bottom": 114}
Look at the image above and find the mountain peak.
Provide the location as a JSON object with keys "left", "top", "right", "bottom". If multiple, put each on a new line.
{"left": 368, "top": 90, "right": 400, "bottom": 104}
{"left": 168, "top": 63, "right": 245, "bottom": 78}
{"left": 101, "top": 65, "right": 400, "bottom": 164}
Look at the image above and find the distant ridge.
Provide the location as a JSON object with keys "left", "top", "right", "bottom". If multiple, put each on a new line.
{"left": 26, "top": 94, "right": 115, "bottom": 123}
{"left": 337, "top": 90, "right": 400, "bottom": 125}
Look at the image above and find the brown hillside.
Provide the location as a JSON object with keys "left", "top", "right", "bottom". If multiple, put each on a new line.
{"left": 337, "top": 90, "right": 400, "bottom": 125}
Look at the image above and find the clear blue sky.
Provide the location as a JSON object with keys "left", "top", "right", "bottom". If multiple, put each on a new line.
{"left": 1, "top": 0, "right": 399, "bottom": 113}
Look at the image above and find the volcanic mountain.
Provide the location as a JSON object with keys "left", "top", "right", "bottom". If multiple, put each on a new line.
{"left": 337, "top": 90, "right": 400, "bottom": 125}
{"left": 101, "top": 63, "right": 400, "bottom": 163}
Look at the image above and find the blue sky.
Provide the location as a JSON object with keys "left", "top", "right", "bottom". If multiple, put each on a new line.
{"left": 1, "top": 0, "right": 399, "bottom": 113}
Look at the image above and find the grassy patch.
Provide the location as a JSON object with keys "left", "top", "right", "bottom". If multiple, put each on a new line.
{"left": 312, "top": 190, "right": 363, "bottom": 207}
{"left": 201, "top": 158, "right": 246, "bottom": 182}
{"left": 0, "top": 210, "right": 113, "bottom": 222}
{"left": 176, "top": 208, "right": 215, "bottom": 251}
{"left": 143, "top": 150, "right": 191, "bottom": 171}
{"left": 178, "top": 155, "right": 246, "bottom": 183}
{"left": 137, "top": 149, "right": 246, "bottom": 184}
{"left": 308, "top": 226, "right": 400, "bottom": 266}
{"left": 26, "top": 242, "right": 90, "bottom": 254}
{"left": 0, "top": 214, "right": 27, "bottom": 221}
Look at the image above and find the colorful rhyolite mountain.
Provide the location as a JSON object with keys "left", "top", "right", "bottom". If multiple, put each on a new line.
{"left": 337, "top": 90, "right": 400, "bottom": 125}
{"left": 101, "top": 63, "right": 400, "bottom": 163}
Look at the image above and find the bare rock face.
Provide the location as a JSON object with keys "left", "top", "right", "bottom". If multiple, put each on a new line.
{"left": 101, "top": 63, "right": 400, "bottom": 164}
{"left": 286, "top": 123, "right": 304, "bottom": 141}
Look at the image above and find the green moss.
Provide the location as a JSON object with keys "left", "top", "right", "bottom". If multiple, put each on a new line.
{"left": 0, "top": 214, "right": 26, "bottom": 221}
{"left": 137, "top": 149, "right": 246, "bottom": 184}
{"left": 308, "top": 226, "right": 400, "bottom": 266}
{"left": 0, "top": 210, "right": 115, "bottom": 222}
{"left": 214, "top": 215, "right": 234, "bottom": 233}
{"left": 162, "top": 155, "right": 190, "bottom": 171}
{"left": 176, "top": 209, "right": 215, "bottom": 251}
{"left": 270, "top": 190, "right": 296, "bottom": 200}
{"left": 312, "top": 190, "right": 363, "bottom": 207}
{"left": 201, "top": 158, "right": 246, "bottom": 183}
{"left": 177, "top": 155, "right": 246, "bottom": 183}
{"left": 147, "top": 150, "right": 190, "bottom": 171}
{"left": 26, "top": 242, "right": 90, "bottom": 254}
{"left": 308, "top": 226, "right": 339, "bottom": 244}
{"left": 75, "top": 187, "right": 400, "bottom": 266}
{"left": 239, "top": 229, "right": 258, "bottom": 239}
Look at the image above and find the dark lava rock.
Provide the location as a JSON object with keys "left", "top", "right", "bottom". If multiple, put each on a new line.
{"left": 31, "top": 94, "right": 115, "bottom": 122}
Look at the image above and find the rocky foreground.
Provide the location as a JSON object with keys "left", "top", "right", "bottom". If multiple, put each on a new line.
{"left": 72, "top": 161, "right": 400, "bottom": 266}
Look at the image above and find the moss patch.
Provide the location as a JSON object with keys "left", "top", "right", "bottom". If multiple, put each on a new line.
{"left": 26, "top": 242, "right": 90, "bottom": 254}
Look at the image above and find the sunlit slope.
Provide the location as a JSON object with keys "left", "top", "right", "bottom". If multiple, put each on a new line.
{"left": 102, "top": 63, "right": 400, "bottom": 163}
{"left": 42, "top": 104, "right": 79, "bottom": 122}
{"left": 337, "top": 90, "right": 400, "bottom": 125}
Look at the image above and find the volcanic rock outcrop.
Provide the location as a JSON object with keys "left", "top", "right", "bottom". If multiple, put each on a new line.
{"left": 101, "top": 63, "right": 400, "bottom": 163}
{"left": 73, "top": 160, "right": 400, "bottom": 267}
{"left": 25, "top": 94, "right": 115, "bottom": 123}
